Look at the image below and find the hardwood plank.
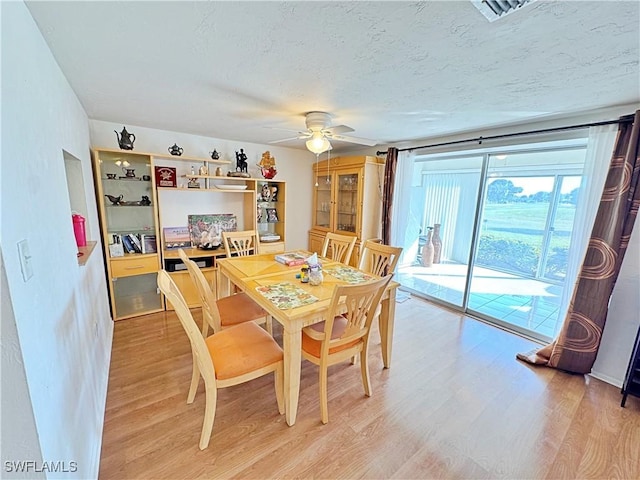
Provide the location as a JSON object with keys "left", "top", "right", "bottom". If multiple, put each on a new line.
{"left": 99, "top": 296, "right": 640, "bottom": 479}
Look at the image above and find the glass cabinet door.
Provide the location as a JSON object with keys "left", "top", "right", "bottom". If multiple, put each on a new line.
{"left": 313, "top": 171, "right": 332, "bottom": 231}
{"left": 99, "top": 151, "right": 156, "bottom": 243}
{"left": 335, "top": 170, "right": 359, "bottom": 234}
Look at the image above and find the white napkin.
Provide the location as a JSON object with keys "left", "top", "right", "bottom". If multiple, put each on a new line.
{"left": 306, "top": 252, "right": 319, "bottom": 266}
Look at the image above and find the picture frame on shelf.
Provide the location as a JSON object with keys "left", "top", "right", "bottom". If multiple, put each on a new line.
{"left": 154, "top": 166, "right": 177, "bottom": 187}
{"left": 163, "top": 226, "right": 191, "bottom": 249}
{"left": 265, "top": 208, "right": 278, "bottom": 223}
{"left": 187, "top": 214, "right": 237, "bottom": 247}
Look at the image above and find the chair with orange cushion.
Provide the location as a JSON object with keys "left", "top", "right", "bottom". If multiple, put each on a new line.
{"left": 157, "top": 270, "right": 284, "bottom": 450}
{"left": 222, "top": 230, "right": 260, "bottom": 257}
{"left": 177, "top": 249, "right": 273, "bottom": 402}
{"left": 321, "top": 232, "right": 357, "bottom": 265}
{"left": 358, "top": 239, "right": 403, "bottom": 276}
{"left": 301, "top": 274, "right": 392, "bottom": 424}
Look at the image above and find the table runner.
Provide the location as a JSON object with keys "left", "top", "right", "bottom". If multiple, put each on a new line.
{"left": 323, "top": 266, "right": 374, "bottom": 284}
{"left": 256, "top": 282, "right": 319, "bottom": 309}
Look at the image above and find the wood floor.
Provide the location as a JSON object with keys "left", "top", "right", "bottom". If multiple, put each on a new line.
{"left": 99, "top": 295, "right": 640, "bottom": 479}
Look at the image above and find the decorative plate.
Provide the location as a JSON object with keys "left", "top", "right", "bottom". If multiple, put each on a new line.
{"left": 216, "top": 185, "right": 248, "bottom": 191}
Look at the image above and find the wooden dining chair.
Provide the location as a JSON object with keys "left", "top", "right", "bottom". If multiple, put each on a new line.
{"left": 222, "top": 230, "right": 260, "bottom": 257}
{"left": 301, "top": 274, "right": 393, "bottom": 424}
{"left": 177, "top": 249, "right": 272, "bottom": 336}
{"left": 358, "top": 239, "right": 403, "bottom": 276}
{"left": 177, "top": 249, "right": 273, "bottom": 401}
{"left": 157, "top": 270, "right": 284, "bottom": 450}
{"left": 321, "top": 232, "right": 357, "bottom": 264}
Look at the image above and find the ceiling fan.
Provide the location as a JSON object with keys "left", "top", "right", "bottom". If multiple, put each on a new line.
{"left": 269, "top": 112, "right": 377, "bottom": 153}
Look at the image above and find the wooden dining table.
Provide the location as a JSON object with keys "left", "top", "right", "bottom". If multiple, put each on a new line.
{"left": 216, "top": 252, "right": 399, "bottom": 426}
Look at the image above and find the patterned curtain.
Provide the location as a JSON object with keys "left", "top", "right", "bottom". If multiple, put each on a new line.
{"left": 382, "top": 147, "right": 398, "bottom": 245}
{"left": 517, "top": 111, "right": 640, "bottom": 373}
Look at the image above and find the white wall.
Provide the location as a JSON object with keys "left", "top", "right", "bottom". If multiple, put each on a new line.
{"left": 1, "top": 2, "right": 113, "bottom": 478}
{"left": 90, "top": 120, "right": 314, "bottom": 250}
{"left": 592, "top": 223, "right": 640, "bottom": 387}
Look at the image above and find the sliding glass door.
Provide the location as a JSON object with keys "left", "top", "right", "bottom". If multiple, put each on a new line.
{"left": 394, "top": 156, "right": 483, "bottom": 307}
{"left": 395, "top": 144, "right": 587, "bottom": 342}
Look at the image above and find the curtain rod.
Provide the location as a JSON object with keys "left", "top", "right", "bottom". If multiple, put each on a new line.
{"left": 375, "top": 116, "right": 632, "bottom": 156}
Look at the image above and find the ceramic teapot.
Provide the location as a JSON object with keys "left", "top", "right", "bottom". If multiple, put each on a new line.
{"left": 168, "top": 144, "right": 184, "bottom": 156}
{"left": 114, "top": 126, "right": 135, "bottom": 150}
{"left": 122, "top": 167, "right": 136, "bottom": 178}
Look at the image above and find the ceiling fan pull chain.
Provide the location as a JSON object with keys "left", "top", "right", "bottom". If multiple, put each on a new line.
{"left": 326, "top": 149, "right": 331, "bottom": 184}
{"left": 315, "top": 153, "right": 320, "bottom": 187}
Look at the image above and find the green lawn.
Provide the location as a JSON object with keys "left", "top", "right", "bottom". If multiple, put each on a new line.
{"left": 476, "top": 202, "right": 576, "bottom": 280}
{"left": 482, "top": 203, "right": 576, "bottom": 233}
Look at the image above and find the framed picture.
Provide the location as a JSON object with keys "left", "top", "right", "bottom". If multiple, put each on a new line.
{"left": 163, "top": 226, "right": 191, "bottom": 249}
{"left": 265, "top": 208, "right": 278, "bottom": 223}
{"left": 154, "top": 166, "right": 177, "bottom": 187}
{"left": 187, "top": 214, "right": 237, "bottom": 247}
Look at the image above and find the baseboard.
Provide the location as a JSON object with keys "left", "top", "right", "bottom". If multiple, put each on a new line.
{"left": 589, "top": 370, "right": 623, "bottom": 388}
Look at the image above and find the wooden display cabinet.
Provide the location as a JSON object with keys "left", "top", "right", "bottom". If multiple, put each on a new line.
{"left": 309, "top": 155, "right": 384, "bottom": 267}
{"left": 92, "top": 149, "right": 164, "bottom": 320}
{"left": 93, "top": 148, "right": 289, "bottom": 318}
{"left": 255, "top": 179, "right": 286, "bottom": 253}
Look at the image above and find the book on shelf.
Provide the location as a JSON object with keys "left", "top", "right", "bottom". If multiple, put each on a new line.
{"left": 275, "top": 251, "right": 308, "bottom": 267}
{"left": 121, "top": 234, "right": 137, "bottom": 254}
{"left": 141, "top": 234, "right": 157, "bottom": 254}
{"left": 127, "top": 234, "right": 143, "bottom": 253}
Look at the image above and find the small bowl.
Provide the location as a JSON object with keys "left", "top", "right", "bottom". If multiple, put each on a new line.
{"left": 198, "top": 243, "right": 220, "bottom": 251}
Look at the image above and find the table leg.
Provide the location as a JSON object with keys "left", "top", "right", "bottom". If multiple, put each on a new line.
{"left": 379, "top": 287, "right": 397, "bottom": 368}
{"left": 282, "top": 325, "right": 302, "bottom": 426}
{"left": 216, "top": 267, "right": 231, "bottom": 299}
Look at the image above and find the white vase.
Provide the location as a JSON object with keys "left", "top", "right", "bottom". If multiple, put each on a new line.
{"left": 421, "top": 230, "right": 434, "bottom": 267}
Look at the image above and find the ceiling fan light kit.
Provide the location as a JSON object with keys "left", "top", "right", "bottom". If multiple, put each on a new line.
{"left": 306, "top": 132, "right": 332, "bottom": 154}
{"left": 270, "top": 111, "right": 376, "bottom": 152}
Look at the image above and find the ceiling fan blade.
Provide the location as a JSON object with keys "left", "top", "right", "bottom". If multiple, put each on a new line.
{"left": 263, "top": 126, "right": 304, "bottom": 133}
{"left": 268, "top": 136, "right": 303, "bottom": 144}
{"left": 324, "top": 125, "right": 354, "bottom": 135}
{"left": 268, "top": 132, "right": 311, "bottom": 144}
{"left": 329, "top": 134, "right": 377, "bottom": 146}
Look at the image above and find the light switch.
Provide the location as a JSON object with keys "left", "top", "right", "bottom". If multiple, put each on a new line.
{"left": 17, "top": 239, "right": 34, "bottom": 282}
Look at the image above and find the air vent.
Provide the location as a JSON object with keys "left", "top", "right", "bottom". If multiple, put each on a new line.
{"left": 471, "top": 0, "right": 536, "bottom": 22}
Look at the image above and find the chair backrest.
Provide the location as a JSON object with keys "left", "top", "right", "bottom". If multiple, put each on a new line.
{"left": 222, "top": 230, "right": 260, "bottom": 258}
{"left": 319, "top": 275, "right": 393, "bottom": 358}
{"left": 178, "top": 249, "right": 222, "bottom": 334}
{"left": 321, "top": 232, "right": 357, "bottom": 264}
{"left": 157, "top": 270, "right": 217, "bottom": 385}
{"left": 358, "top": 239, "right": 403, "bottom": 276}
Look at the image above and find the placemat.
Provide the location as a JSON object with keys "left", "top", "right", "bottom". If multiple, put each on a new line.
{"left": 256, "top": 282, "right": 319, "bottom": 309}
{"left": 324, "top": 266, "right": 374, "bottom": 284}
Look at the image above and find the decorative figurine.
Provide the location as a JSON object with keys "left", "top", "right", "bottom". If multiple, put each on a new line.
{"left": 235, "top": 149, "right": 248, "bottom": 173}
{"left": 270, "top": 185, "right": 278, "bottom": 202}
{"left": 261, "top": 184, "right": 271, "bottom": 201}
{"left": 199, "top": 164, "right": 209, "bottom": 175}
{"left": 258, "top": 151, "right": 277, "bottom": 179}
{"left": 168, "top": 143, "right": 184, "bottom": 156}
{"left": 105, "top": 194, "right": 123, "bottom": 205}
{"left": 140, "top": 195, "right": 151, "bottom": 206}
{"left": 114, "top": 126, "right": 136, "bottom": 150}
{"left": 210, "top": 149, "right": 220, "bottom": 160}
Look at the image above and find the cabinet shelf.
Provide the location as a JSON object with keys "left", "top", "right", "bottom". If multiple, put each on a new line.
{"left": 157, "top": 186, "right": 254, "bottom": 193}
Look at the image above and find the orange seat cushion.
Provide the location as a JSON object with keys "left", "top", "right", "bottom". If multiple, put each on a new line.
{"left": 206, "top": 322, "right": 283, "bottom": 380}
{"left": 217, "top": 292, "right": 267, "bottom": 327}
{"left": 302, "top": 316, "right": 361, "bottom": 358}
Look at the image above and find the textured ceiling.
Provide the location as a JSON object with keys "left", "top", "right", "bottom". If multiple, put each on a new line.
{"left": 26, "top": 1, "right": 640, "bottom": 152}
